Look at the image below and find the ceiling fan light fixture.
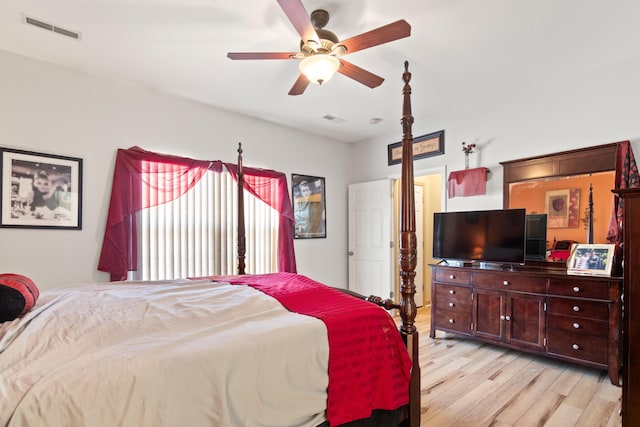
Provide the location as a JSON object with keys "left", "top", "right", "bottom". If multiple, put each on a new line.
{"left": 299, "top": 54, "right": 341, "bottom": 85}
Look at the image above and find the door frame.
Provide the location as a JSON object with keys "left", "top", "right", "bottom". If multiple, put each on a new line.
{"left": 389, "top": 165, "right": 447, "bottom": 306}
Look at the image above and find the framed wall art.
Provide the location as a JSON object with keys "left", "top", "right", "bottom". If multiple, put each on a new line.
{"left": 0, "top": 147, "right": 83, "bottom": 229}
{"left": 567, "top": 243, "right": 615, "bottom": 276}
{"left": 387, "top": 130, "right": 445, "bottom": 166}
{"left": 291, "top": 173, "right": 326, "bottom": 239}
{"left": 545, "top": 188, "right": 580, "bottom": 228}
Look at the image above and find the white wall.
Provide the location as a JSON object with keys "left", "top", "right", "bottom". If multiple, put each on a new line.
{"left": 350, "top": 50, "right": 640, "bottom": 212}
{"left": 0, "top": 50, "right": 351, "bottom": 291}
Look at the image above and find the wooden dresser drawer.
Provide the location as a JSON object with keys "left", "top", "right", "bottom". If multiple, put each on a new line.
{"left": 434, "top": 284, "right": 472, "bottom": 310}
{"left": 546, "top": 297, "right": 609, "bottom": 320}
{"left": 547, "top": 313, "right": 608, "bottom": 337}
{"left": 548, "top": 278, "right": 610, "bottom": 300}
{"left": 547, "top": 329, "right": 608, "bottom": 365}
{"left": 472, "top": 272, "right": 545, "bottom": 293}
{"left": 434, "top": 308, "right": 472, "bottom": 335}
{"left": 434, "top": 268, "right": 471, "bottom": 285}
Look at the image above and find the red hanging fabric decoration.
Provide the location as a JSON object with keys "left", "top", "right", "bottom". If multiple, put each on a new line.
{"left": 98, "top": 147, "right": 296, "bottom": 280}
{"left": 606, "top": 141, "right": 640, "bottom": 271}
{"left": 225, "top": 163, "right": 297, "bottom": 273}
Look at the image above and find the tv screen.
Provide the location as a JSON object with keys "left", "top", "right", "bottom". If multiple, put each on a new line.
{"left": 433, "top": 208, "right": 526, "bottom": 264}
{"left": 525, "top": 214, "right": 547, "bottom": 261}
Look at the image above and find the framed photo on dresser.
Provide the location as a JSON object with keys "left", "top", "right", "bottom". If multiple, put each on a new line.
{"left": 567, "top": 243, "right": 615, "bottom": 276}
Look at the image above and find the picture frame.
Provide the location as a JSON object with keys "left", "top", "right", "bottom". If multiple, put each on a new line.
{"left": 567, "top": 243, "right": 615, "bottom": 276}
{"left": 291, "top": 174, "right": 326, "bottom": 239}
{"left": 545, "top": 188, "right": 580, "bottom": 228}
{"left": 387, "top": 130, "right": 445, "bottom": 166}
{"left": 0, "top": 147, "right": 82, "bottom": 229}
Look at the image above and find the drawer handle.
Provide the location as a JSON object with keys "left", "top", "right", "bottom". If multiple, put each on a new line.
{"left": 449, "top": 319, "right": 455, "bottom": 324}
{"left": 449, "top": 290, "right": 455, "bottom": 295}
{"left": 573, "top": 323, "right": 580, "bottom": 329}
{"left": 500, "top": 315, "right": 505, "bottom": 320}
{"left": 572, "top": 344, "right": 580, "bottom": 350}
{"left": 503, "top": 280, "right": 510, "bottom": 286}
{"left": 449, "top": 302, "right": 455, "bottom": 308}
{"left": 573, "top": 306, "right": 580, "bottom": 312}
{"left": 573, "top": 286, "right": 581, "bottom": 293}
{"left": 449, "top": 274, "right": 455, "bottom": 280}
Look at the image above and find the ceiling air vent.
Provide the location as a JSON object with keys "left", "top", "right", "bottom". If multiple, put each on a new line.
{"left": 23, "top": 15, "right": 82, "bottom": 40}
{"left": 322, "top": 114, "right": 345, "bottom": 124}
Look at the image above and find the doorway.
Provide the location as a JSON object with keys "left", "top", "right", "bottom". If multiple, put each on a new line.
{"left": 391, "top": 169, "right": 444, "bottom": 308}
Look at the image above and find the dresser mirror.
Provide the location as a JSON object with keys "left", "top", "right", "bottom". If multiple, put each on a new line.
{"left": 500, "top": 143, "right": 617, "bottom": 264}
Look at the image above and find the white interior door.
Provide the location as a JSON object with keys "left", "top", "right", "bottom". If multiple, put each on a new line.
{"left": 348, "top": 180, "right": 392, "bottom": 299}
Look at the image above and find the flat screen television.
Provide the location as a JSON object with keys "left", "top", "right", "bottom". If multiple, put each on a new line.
{"left": 525, "top": 214, "right": 547, "bottom": 262}
{"left": 433, "top": 208, "right": 526, "bottom": 265}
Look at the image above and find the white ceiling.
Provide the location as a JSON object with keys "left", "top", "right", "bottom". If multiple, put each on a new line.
{"left": 1, "top": 0, "right": 638, "bottom": 143}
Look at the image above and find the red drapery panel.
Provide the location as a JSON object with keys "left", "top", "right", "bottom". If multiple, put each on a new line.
{"left": 606, "top": 141, "right": 640, "bottom": 268}
{"left": 98, "top": 147, "right": 296, "bottom": 280}
{"left": 225, "top": 163, "right": 297, "bottom": 273}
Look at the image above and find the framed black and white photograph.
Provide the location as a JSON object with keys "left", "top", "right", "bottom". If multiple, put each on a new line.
{"left": 1, "top": 147, "right": 82, "bottom": 229}
{"left": 291, "top": 174, "right": 326, "bottom": 239}
{"left": 567, "top": 243, "right": 615, "bottom": 277}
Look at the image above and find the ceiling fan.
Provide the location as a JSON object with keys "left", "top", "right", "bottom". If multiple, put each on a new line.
{"left": 227, "top": 0, "right": 411, "bottom": 95}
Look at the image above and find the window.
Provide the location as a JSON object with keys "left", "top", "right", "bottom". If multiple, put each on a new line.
{"left": 98, "top": 147, "right": 296, "bottom": 281}
{"left": 135, "top": 167, "right": 279, "bottom": 280}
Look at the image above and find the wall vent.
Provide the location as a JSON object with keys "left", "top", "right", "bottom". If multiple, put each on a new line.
{"left": 23, "top": 15, "right": 82, "bottom": 40}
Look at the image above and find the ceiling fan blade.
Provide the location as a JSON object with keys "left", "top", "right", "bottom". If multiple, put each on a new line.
{"left": 276, "top": 0, "right": 319, "bottom": 44}
{"left": 288, "top": 74, "right": 310, "bottom": 96}
{"left": 227, "top": 52, "right": 297, "bottom": 60}
{"left": 338, "top": 60, "right": 385, "bottom": 88}
{"left": 338, "top": 20, "right": 411, "bottom": 55}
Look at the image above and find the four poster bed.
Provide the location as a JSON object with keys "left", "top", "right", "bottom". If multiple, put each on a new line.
{"left": 0, "top": 63, "right": 420, "bottom": 426}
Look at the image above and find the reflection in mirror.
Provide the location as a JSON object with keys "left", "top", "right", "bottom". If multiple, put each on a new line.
{"left": 509, "top": 171, "right": 615, "bottom": 258}
{"left": 501, "top": 143, "right": 618, "bottom": 264}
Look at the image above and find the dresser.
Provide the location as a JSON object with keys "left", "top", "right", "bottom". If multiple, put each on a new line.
{"left": 430, "top": 265, "right": 622, "bottom": 384}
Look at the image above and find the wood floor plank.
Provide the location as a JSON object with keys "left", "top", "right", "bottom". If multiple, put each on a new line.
{"left": 543, "top": 403, "right": 583, "bottom": 427}
{"left": 509, "top": 391, "right": 566, "bottom": 427}
{"left": 492, "top": 366, "right": 564, "bottom": 425}
{"left": 403, "top": 307, "right": 622, "bottom": 427}
{"left": 574, "top": 397, "right": 619, "bottom": 426}
{"left": 451, "top": 363, "right": 543, "bottom": 426}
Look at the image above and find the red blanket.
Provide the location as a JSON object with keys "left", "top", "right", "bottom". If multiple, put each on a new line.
{"left": 207, "top": 272, "right": 412, "bottom": 426}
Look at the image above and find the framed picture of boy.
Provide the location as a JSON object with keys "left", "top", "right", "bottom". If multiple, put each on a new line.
{"left": 291, "top": 174, "right": 326, "bottom": 239}
{"left": 0, "top": 147, "right": 82, "bottom": 229}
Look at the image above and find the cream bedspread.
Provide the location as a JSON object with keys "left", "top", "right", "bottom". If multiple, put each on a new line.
{"left": 0, "top": 279, "right": 329, "bottom": 427}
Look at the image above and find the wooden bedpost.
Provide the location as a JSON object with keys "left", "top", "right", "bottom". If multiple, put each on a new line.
{"left": 399, "top": 61, "right": 420, "bottom": 427}
{"left": 237, "top": 143, "right": 246, "bottom": 275}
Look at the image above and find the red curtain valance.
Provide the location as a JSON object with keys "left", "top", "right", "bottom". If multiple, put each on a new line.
{"left": 98, "top": 146, "right": 296, "bottom": 280}
{"left": 607, "top": 140, "right": 640, "bottom": 253}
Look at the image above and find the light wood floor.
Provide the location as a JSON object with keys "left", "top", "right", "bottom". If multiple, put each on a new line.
{"left": 410, "top": 307, "right": 622, "bottom": 427}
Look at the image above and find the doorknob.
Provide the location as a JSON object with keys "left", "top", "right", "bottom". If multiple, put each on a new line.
{"left": 348, "top": 251, "right": 354, "bottom": 256}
